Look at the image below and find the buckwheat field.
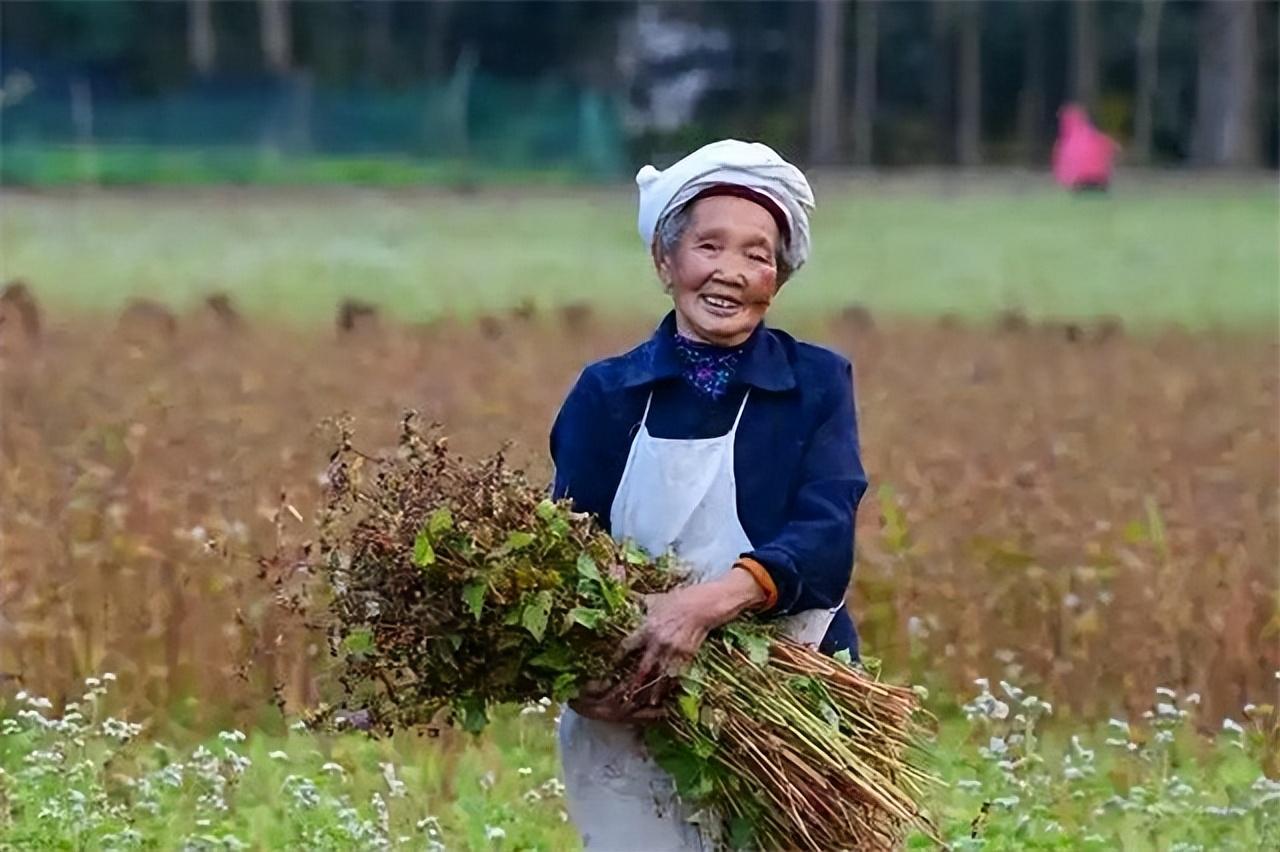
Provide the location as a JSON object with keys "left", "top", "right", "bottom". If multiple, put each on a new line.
{"left": 1, "top": 183, "right": 1277, "bottom": 849}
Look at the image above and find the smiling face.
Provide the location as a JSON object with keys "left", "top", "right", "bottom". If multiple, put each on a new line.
{"left": 654, "top": 194, "right": 783, "bottom": 347}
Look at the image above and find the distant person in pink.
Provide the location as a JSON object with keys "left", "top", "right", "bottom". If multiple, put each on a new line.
{"left": 1053, "top": 104, "right": 1118, "bottom": 191}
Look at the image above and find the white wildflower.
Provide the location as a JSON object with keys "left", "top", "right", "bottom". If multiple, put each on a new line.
{"left": 225, "top": 750, "right": 251, "bottom": 775}
{"left": 484, "top": 824, "right": 506, "bottom": 841}
{"left": 268, "top": 751, "right": 289, "bottom": 761}
{"left": 1222, "top": 718, "right": 1245, "bottom": 735}
{"left": 381, "top": 762, "right": 408, "bottom": 798}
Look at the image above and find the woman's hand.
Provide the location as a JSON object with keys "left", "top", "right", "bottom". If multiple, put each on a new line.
{"left": 623, "top": 566, "right": 767, "bottom": 703}
{"left": 568, "top": 679, "right": 667, "bottom": 724}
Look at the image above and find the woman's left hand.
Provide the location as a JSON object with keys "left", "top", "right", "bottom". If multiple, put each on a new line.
{"left": 623, "top": 566, "right": 766, "bottom": 702}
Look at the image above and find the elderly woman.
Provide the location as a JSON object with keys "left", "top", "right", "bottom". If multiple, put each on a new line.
{"left": 549, "top": 140, "right": 866, "bottom": 850}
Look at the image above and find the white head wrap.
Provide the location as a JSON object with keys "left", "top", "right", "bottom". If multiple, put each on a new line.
{"left": 636, "top": 139, "right": 815, "bottom": 272}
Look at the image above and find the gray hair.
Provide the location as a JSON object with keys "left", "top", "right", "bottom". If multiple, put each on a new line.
{"left": 654, "top": 203, "right": 793, "bottom": 287}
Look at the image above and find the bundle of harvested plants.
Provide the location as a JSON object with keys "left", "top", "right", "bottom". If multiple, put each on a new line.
{"left": 311, "top": 414, "right": 936, "bottom": 850}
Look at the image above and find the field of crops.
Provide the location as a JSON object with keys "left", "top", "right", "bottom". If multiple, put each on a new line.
{"left": 1, "top": 183, "right": 1277, "bottom": 848}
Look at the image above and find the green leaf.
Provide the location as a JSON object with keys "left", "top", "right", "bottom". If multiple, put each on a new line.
{"left": 567, "top": 606, "right": 606, "bottom": 631}
{"left": 521, "top": 590, "right": 553, "bottom": 641}
{"left": 342, "top": 629, "right": 374, "bottom": 655}
{"left": 677, "top": 692, "right": 701, "bottom": 724}
{"left": 462, "top": 581, "right": 486, "bottom": 620}
{"left": 551, "top": 672, "right": 579, "bottom": 701}
{"left": 739, "top": 632, "right": 771, "bottom": 666}
{"left": 833, "top": 648, "right": 853, "bottom": 665}
{"left": 575, "top": 553, "right": 602, "bottom": 583}
{"left": 505, "top": 531, "right": 536, "bottom": 551}
{"left": 725, "top": 623, "right": 771, "bottom": 666}
{"left": 446, "top": 633, "right": 463, "bottom": 651}
{"left": 457, "top": 696, "right": 488, "bottom": 734}
{"left": 428, "top": 506, "right": 454, "bottom": 536}
{"left": 528, "top": 643, "right": 576, "bottom": 671}
{"left": 621, "top": 540, "right": 648, "bottom": 565}
{"left": 728, "top": 816, "right": 756, "bottom": 851}
{"left": 535, "top": 499, "right": 558, "bottom": 521}
{"left": 645, "top": 728, "right": 713, "bottom": 798}
{"left": 598, "top": 575, "right": 628, "bottom": 612}
{"left": 412, "top": 530, "right": 435, "bottom": 567}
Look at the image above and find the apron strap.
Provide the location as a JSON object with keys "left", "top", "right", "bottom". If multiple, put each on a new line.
{"left": 729, "top": 389, "right": 751, "bottom": 433}
{"left": 640, "top": 391, "right": 654, "bottom": 427}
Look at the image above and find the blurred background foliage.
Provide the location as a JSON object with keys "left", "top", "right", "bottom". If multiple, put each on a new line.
{"left": 1, "top": 0, "right": 1276, "bottom": 185}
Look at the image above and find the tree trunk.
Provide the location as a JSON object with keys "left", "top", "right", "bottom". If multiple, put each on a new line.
{"left": 1072, "top": 0, "right": 1099, "bottom": 111}
{"left": 1132, "top": 0, "right": 1164, "bottom": 163}
{"left": 810, "top": 0, "right": 846, "bottom": 165}
{"left": 931, "top": 1, "right": 953, "bottom": 163}
{"left": 259, "top": 0, "right": 292, "bottom": 74}
{"left": 956, "top": 1, "right": 981, "bottom": 167}
{"left": 1017, "top": 1, "right": 1045, "bottom": 165}
{"left": 424, "top": 0, "right": 454, "bottom": 80}
{"left": 365, "top": 0, "right": 394, "bottom": 84}
{"left": 187, "top": 0, "right": 216, "bottom": 76}
{"left": 1192, "top": 0, "right": 1260, "bottom": 167}
{"left": 850, "top": 0, "right": 878, "bottom": 167}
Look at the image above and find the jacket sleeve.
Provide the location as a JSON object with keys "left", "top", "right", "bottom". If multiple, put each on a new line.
{"left": 549, "top": 369, "right": 616, "bottom": 530}
{"left": 745, "top": 361, "right": 867, "bottom": 615}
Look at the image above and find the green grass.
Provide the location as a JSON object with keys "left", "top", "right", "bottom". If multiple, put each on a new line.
{"left": 0, "top": 145, "right": 589, "bottom": 189}
{"left": 2, "top": 180, "right": 1275, "bottom": 328}
{"left": 2, "top": 680, "right": 1277, "bottom": 850}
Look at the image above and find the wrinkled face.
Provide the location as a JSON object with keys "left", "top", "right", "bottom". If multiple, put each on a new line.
{"left": 655, "top": 195, "right": 782, "bottom": 347}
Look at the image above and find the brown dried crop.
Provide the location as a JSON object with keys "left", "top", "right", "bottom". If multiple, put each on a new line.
{"left": 0, "top": 308, "right": 1273, "bottom": 732}
{"left": 304, "top": 414, "right": 937, "bottom": 850}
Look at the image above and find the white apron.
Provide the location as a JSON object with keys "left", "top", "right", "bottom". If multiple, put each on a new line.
{"left": 559, "top": 389, "right": 842, "bottom": 851}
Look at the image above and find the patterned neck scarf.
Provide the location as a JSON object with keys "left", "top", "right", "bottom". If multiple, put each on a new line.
{"left": 672, "top": 332, "right": 747, "bottom": 399}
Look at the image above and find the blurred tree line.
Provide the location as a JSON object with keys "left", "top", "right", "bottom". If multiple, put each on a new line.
{"left": 1, "top": 0, "right": 1275, "bottom": 171}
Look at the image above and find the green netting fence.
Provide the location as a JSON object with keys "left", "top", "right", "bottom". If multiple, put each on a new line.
{"left": 0, "top": 72, "right": 627, "bottom": 185}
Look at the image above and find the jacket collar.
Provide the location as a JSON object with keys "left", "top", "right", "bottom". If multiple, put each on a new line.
{"left": 615, "top": 311, "right": 796, "bottom": 392}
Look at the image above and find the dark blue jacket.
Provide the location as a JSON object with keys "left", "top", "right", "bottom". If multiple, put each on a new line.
{"left": 549, "top": 312, "right": 866, "bottom": 656}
